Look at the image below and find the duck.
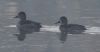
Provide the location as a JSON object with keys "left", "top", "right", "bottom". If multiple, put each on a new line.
{"left": 14, "top": 11, "right": 42, "bottom": 41}
{"left": 55, "top": 16, "right": 87, "bottom": 43}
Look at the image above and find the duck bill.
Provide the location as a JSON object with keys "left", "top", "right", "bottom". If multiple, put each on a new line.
{"left": 55, "top": 21, "right": 60, "bottom": 24}
{"left": 14, "top": 16, "right": 19, "bottom": 18}
{"left": 8, "top": 16, "right": 18, "bottom": 19}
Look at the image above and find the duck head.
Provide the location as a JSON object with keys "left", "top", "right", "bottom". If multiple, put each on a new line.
{"left": 14, "top": 11, "right": 26, "bottom": 20}
{"left": 55, "top": 16, "right": 68, "bottom": 25}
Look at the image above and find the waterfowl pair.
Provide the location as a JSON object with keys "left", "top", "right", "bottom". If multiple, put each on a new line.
{"left": 55, "top": 16, "right": 87, "bottom": 43}
{"left": 14, "top": 11, "right": 42, "bottom": 41}
{"left": 14, "top": 12, "right": 86, "bottom": 42}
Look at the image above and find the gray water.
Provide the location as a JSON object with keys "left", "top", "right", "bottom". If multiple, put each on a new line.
{"left": 0, "top": 0, "right": 99, "bottom": 52}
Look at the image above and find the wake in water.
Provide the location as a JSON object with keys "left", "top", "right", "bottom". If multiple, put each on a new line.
{"left": 4, "top": 25, "right": 100, "bottom": 35}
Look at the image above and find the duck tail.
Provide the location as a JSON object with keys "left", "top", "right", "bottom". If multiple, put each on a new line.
{"left": 60, "top": 32, "right": 68, "bottom": 43}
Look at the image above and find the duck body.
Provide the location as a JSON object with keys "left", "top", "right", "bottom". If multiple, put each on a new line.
{"left": 59, "top": 24, "right": 86, "bottom": 34}
{"left": 67, "top": 24, "right": 86, "bottom": 34}
{"left": 17, "top": 20, "right": 41, "bottom": 34}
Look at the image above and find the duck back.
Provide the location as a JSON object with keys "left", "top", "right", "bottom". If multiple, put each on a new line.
{"left": 68, "top": 24, "right": 86, "bottom": 30}
{"left": 67, "top": 24, "right": 86, "bottom": 34}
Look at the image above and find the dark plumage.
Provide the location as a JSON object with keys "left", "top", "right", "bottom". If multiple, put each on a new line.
{"left": 14, "top": 11, "right": 42, "bottom": 41}
{"left": 55, "top": 16, "right": 86, "bottom": 43}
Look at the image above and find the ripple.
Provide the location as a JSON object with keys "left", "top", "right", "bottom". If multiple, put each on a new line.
{"left": 4, "top": 25, "right": 100, "bottom": 34}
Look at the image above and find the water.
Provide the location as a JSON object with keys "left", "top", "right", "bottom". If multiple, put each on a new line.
{"left": 0, "top": 0, "right": 99, "bottom": 52}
